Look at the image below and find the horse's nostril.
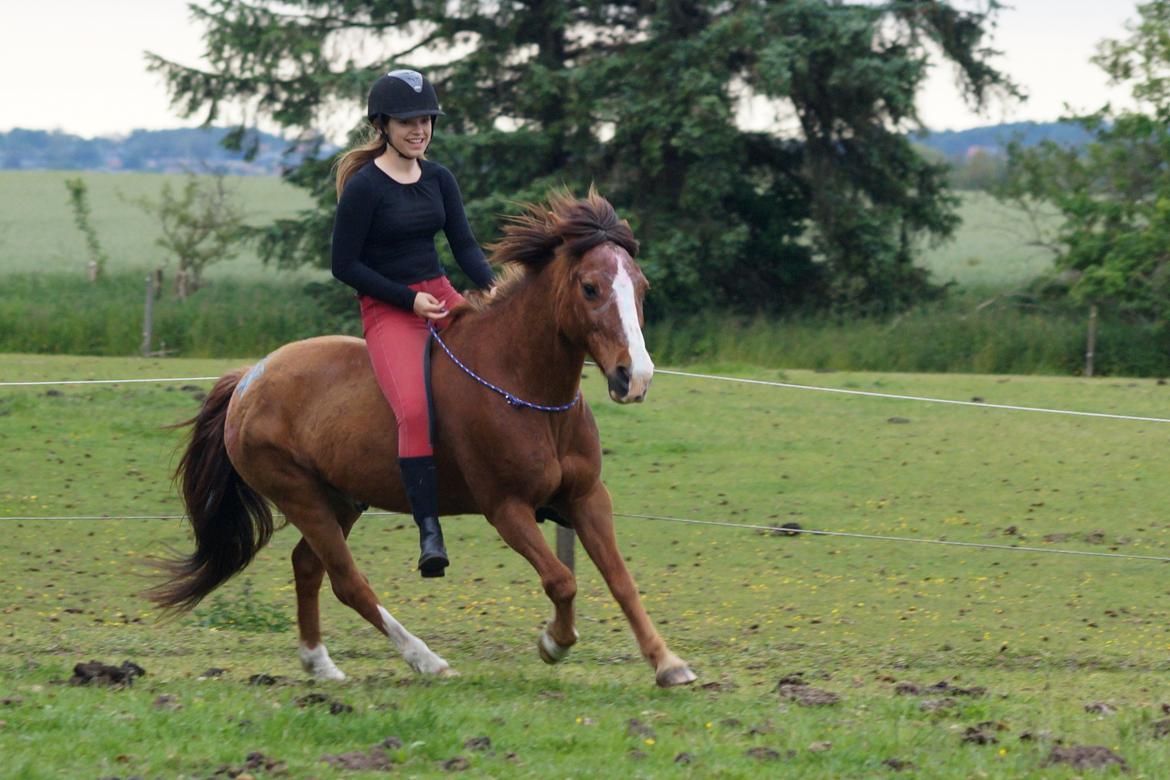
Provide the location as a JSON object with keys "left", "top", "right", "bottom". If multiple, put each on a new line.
{"left": 607, "top": 365, "right": 632, "bottom": 400}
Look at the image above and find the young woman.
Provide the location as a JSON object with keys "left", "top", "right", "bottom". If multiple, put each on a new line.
{"left": 331, "top": 69, "right": 495, "bottom": 578}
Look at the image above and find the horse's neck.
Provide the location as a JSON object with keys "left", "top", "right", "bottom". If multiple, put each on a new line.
{"left": 447, "top": 270, "right": 583, "bottom": 406}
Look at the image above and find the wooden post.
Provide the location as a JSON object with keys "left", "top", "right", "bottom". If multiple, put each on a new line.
{"left": 556, "top": 526, "right": 575, "bottom": 573}
{"left": 142, "top": 272, "right": 155, "bottom": 357}
{"left": 1085, "top": 304, "right": 1098, "bottom": 377}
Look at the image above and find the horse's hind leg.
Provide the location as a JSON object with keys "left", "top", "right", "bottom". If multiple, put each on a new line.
{"left": 293, "top": 497, "right": 359, "bottom": 680}
{"left": 487, "top": 501, "right": 578, "bottom": 663}
{"left": 273, "top": 478, "right": 455, "bottom": 678}
{"left": 570, "top": 482, "right": 697, "bottom": 688}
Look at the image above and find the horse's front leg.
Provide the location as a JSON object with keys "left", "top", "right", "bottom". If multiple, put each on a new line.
{"left": 487, "top": 500, "right": 579, "bottom": 663}
{"left": 570, "top": 482, "right": 697, "bottom": 688}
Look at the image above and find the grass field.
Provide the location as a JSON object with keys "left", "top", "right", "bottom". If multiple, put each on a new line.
{"left": 2, "top": 353, "right": 1168, "bottom": 776}
{"left": 0, "top": 172, "right": 1052, "bottom": 289}
{"left": 0, "top": 170, "right": 321, "bottom": 280}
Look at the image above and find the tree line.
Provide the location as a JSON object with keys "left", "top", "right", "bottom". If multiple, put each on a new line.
{"left": 145, "top": 0, "right": 1017, "bottom": 319}
{"left": 0, "top": 127, "right": 305, "bottom": 175}
{"left": 143, "top": 0, "right": 1170, "bottom": 326}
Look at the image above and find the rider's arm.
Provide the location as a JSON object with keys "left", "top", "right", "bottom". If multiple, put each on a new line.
{"left": 438, "top": 166, "right": 495, "bottom": 290}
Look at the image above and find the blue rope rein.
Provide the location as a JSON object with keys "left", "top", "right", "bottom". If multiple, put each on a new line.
{"left": 428, "top": 324, "right": 581, "bottom": 412}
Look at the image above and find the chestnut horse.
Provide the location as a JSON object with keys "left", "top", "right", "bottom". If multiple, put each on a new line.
{"left": 148, "top": 190, "right": 697, "bottom": 688}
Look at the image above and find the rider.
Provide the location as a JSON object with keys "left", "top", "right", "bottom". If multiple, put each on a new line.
{"left": 331, "top": 69, "right": 495, "bottom": 578}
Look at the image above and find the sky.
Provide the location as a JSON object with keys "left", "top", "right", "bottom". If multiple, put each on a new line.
{"left": 0, "top": 0, "right": 1146, "bottom": 141}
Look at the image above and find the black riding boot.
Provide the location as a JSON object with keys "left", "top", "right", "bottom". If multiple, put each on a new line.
{"left": 398, "top": 455, "right": 449, "bottom": 578}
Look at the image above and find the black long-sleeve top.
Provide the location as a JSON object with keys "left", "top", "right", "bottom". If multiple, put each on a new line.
{"left": 331, "top": 159, "right": 494, "bottom": 310}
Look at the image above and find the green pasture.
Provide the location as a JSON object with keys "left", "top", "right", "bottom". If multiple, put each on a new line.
{"left": 0, "top": 171, "right": 1050, "bottom": 289}
{"left": 913, "top": 191, "right": 1058, "bottom": 293}
{"left": 2, "top": 353, "right": 1169, "bottom": 776}
{"left": 0, "top": 170, "right": 320, "bottom": 280}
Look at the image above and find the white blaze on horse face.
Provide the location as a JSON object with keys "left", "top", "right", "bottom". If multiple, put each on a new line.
{"left": 376, "top": 605, "right": 452, "bottom": 675}
{"left": 611, "top": 251, "right": 654, "bottom": 400}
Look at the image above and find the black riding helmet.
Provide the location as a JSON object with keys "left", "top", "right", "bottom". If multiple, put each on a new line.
{"left": 367, "top": 69, "right": 444, "bottom": 122}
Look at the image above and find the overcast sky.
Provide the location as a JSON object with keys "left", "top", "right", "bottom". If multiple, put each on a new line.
{"left": 0, "top": 0, "right": 1146, "bottom": 141}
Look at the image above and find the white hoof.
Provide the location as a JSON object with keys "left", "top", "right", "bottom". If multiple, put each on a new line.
{"left": 538, "top": 628, "right": 579, "bottom": 664}
{"left": 299, "top": 643, "right": 347, "bottom": 681}
{"left": 404, "top": 642, "right": 453, "bottom": 676}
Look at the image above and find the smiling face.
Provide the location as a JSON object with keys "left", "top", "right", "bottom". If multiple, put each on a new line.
{"left": 562, "top": 242, "right": 654, "bottom": 403}
{"left": 386, "top": 115, "right": 432, "bottom": 158}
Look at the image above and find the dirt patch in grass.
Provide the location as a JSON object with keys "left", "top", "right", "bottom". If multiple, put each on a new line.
{"left": 882, "top": 757, "right": 915, "bottom": 771}
{"left": 1043, "top": 745, "right": 1127, "bottom": 770}
{"left": 65, "top": 660, "right": 145, "bottom": 687}
{"left": 894, "top": 680, "right": 986, "bottom": 697}
{"left": 777, "top": 678, "right": 840, "bottom": 706}
{"left": 320, "top": 737, "right": 405, "bottom": 771}
{"left": 961, "top": 721, "right": 1008, "bottom": 745}
{"left": 212, "top": 751, "right": 286, "bottom": 777}
{"left": 321, "top": 748, "right": 395, "bottom": 771}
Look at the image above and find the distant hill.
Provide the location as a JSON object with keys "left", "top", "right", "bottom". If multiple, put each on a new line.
{"left": 913, "top": 121, "right": 1091, "bottom": 159}
{"left": 1, "top": 121, "right": 1086, "bottom": 174}
{"left": 0, "top": 127, "right": 333, "bottom": 175}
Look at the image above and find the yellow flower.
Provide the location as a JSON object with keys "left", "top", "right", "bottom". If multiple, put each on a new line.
{"left": 644, "top": 738, "right": 655, "bottom": 746}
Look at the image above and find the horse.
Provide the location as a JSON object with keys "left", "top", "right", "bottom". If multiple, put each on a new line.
{"left": 147, "top": 189, "right": 697, "bottom": 688}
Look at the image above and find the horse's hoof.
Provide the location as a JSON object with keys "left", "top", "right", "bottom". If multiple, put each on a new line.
{"left": 538, "top": 628, "right": 578, "bottom": 665}
{"left": 419, "top": 556, "right": 447, "bottom": 578}
{"left": 314, "top": 667, "right": 348, "bottom": 682}
{"left": 299, "top": 643, "right": 347, "bottom": 681}
{"left": 437, "top": 666, "right": 460, "bottom": 678}
{"left": 655, "top": 664, "right": 698, "bottom": 688}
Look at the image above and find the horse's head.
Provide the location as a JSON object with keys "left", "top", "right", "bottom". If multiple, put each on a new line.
{"left": 488, "top": 188, "right": 654, "bottom": 404}
{"left": 562, "top": 239, "right": 653, "bottom": 403}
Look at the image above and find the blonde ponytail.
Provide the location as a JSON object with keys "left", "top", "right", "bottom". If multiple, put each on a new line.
{"left": 334, "top": 124, "right": 385, "bottom": 199}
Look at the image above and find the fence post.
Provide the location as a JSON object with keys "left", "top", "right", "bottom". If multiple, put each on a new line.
{"left": 1085, "top": 304, "right": 1098, "bottom": 377}
{"left": 556, "top": 526, "right": 575, "bottom": 573}
{"left": 141, "top": 272, "right": 155, "bottom": 357}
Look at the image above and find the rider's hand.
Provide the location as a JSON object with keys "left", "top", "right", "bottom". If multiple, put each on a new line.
{"left": 413, "top": 292, "right": 449, "bottom": 320}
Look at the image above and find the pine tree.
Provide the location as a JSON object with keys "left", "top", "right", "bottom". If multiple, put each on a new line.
{"left": 148, "top": 0, "right": 1015, "bottom": 315}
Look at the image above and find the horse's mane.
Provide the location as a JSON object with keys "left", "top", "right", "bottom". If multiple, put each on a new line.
{"left": 459, "top": 187, "right": 638, "bottom": 314}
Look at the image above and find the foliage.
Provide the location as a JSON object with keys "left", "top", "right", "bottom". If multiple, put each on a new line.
{"left": 997, "top": 0, "right": 1170, "bottom": 320}
{"left": 945, "top": 149, "right": 1008, "bottom": 191}
{"left": 145, "top": 0, "right": 1017, "bottom": 316}
{"left": 8, "top": 269, "right": 1170, "bottom": 375}
{"left": 125, "top": 172, "right": 247, "bottom": 298}
{"left": 63, "top": 176, "right": 109, "bottom": 279}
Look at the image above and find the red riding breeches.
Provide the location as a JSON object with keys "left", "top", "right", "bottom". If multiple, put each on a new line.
{"left": 360, "top": 276, "right": 466, "bottom": 458}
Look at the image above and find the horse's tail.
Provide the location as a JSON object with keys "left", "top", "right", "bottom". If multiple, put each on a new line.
{"left": 145, "top": 367, "right": 274, "bottom": 612}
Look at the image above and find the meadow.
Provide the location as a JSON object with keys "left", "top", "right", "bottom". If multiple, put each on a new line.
{"left": 6, "top": 171, "right": 1142, "bottom": 376}
{"left": 2, "top": 353, "right": 1169, "bottom": 777}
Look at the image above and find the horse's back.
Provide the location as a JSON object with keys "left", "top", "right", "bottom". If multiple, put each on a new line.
{"left": 225, "top": 334, "right": 478, "bottom": 515}
{"left": 226, "top": 335, "right": 397, "bottom": 500}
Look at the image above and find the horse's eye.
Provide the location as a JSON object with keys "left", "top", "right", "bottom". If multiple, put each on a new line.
{"left": 582, "top": 283, "right": 599, "bottom": 301}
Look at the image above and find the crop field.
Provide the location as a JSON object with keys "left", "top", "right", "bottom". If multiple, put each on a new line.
{"left": 0, "top": 171, "right": 320, "bottom": 280}
{"left": 0, "top": 172, "right": 1053, "bottom": 291}
{"left": 2, "top": 353, "right": 1168, "bottom": 777}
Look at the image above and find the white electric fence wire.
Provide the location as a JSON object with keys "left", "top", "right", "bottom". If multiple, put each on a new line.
{"left": 651, "top": 367, "right": 1170, "bottom": 424}
{"left": 3, "top": 509, "right": 1168, "bottom": 564}
{"left": 0, "top": 377, "right": 219, "bottom": 387}
{"left": 3, "top": 369, "right": 1170, "bottom": 423}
